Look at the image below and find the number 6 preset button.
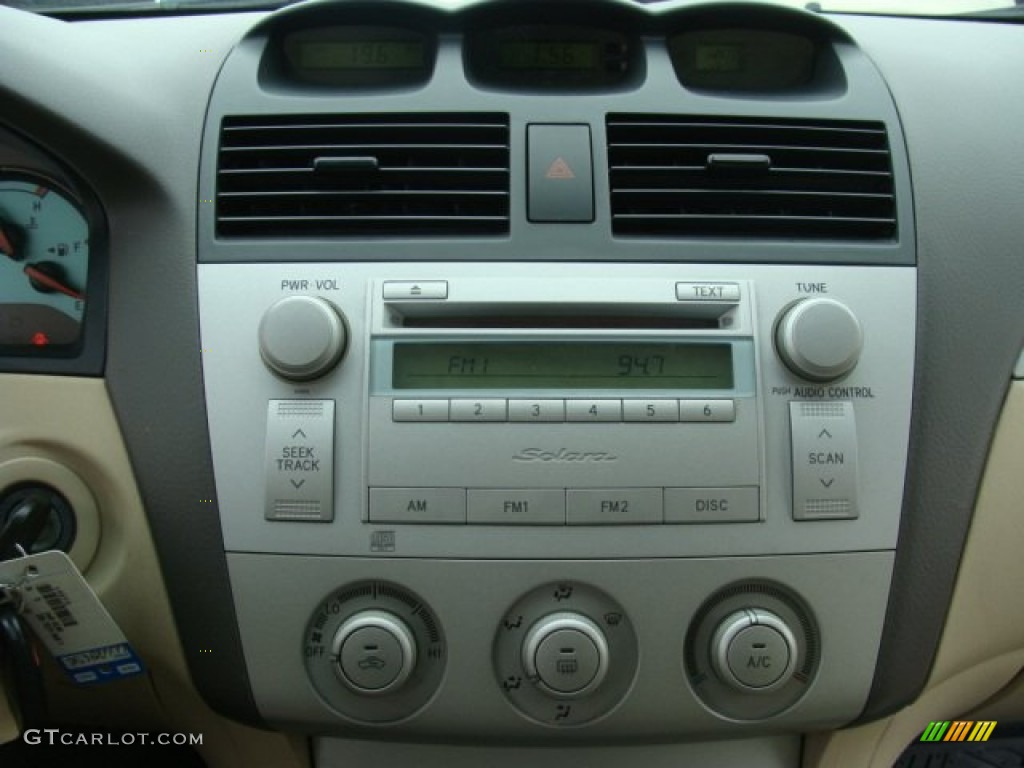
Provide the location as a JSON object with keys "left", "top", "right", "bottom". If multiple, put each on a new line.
{"left": 393, "top": 399, "right": 449, "bottom": 422}
{"left": 679, "top": 399, "right": 736, "bottom": 423}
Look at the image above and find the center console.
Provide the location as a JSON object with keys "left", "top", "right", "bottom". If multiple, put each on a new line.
{"left": 197, "top": 0, "right": 916, "bottom": 745}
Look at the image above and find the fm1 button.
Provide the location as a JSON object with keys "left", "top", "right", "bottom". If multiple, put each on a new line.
{"left": 711, "top": 609, "right": 797, "bottom": 692}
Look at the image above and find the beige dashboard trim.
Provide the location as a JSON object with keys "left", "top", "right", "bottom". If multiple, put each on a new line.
{"left": 806, "top": 381, "right": 1024, "bottom": 766}
{"left": 0, "top": 375, "right": 306, "bottom": 767}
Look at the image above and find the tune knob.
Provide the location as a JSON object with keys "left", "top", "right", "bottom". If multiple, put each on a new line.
{"left": 521, "top": 613, "right": 609, "bottom": 698}
{"left": 331, "top": 610, "right": 417, "bottom": 696}
{"left": 775, "top": 298, "right": 862, "bottom": 382}
{"left": 258, "top": 295, "right": 347, "bottom": 381}
{"left": 710, "top": 609, "right": 797, "bottom": 693}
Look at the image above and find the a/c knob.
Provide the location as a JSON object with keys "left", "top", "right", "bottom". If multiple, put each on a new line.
{"left": 258, "top": 295, "right": 347, "bottom": 381}
{"left": 775, "top": 298, "right": 862, "bottom": 382}
{"left": 710, "top": 609, "right": 797, "bottom": 693}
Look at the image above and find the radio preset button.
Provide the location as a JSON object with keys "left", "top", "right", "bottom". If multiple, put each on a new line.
{"left": 567, "top": 489, "right": 662, "bottom": 525}
{"left": 665, "top": 487, "right": 759, "bottom": 523}
{"left": 450, "top": 399, "right": 507, "bottom": 422}
{"left": 623, "top": 399, "right": 679, "bottom": 422}
{"left": 508, "top": 399, "right": 565, "bottom": 422}
{"left": 566, "top": 400, "right": 622, "bottom": 422}
{"left": 467, "top": 490, "right": 565, "bottom": 525}
{"left": 393, "top": 399, "right": 449, "bottom": 422}
{"left": 679, "top": 399, "right": 736, "bottom": 423}
{"left": 369, "top": 488, "right": 466, "bottom": 524}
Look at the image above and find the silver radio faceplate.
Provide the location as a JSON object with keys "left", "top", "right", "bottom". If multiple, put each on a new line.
{"left": 198, "top": 263, "right": 915, "bottom": 561}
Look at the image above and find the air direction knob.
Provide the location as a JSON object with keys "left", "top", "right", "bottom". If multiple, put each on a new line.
{"left": 258, "top": 295, "right": 347, "bottom": 381}
{"left": 521, "top": 612, "right": 610, "bottom": 698}
{"left": 775, "top": 298, "right": 863, "bottom": 382}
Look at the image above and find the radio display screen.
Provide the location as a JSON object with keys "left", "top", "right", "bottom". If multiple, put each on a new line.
{"left": 392, "top": 342, "right": 733, "bottom": 390}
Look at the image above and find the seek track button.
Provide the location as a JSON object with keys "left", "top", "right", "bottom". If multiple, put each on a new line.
{"left": 264, "top": 399, "right": 335, "bottom": 522}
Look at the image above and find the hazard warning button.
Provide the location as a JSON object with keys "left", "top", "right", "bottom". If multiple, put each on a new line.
{"left": 527, "top": 124, "right": 594, "bottom": 223}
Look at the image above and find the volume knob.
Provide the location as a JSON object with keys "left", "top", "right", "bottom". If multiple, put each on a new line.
{"left": 258, "top": 296, "right": 347, "bottom": 381}
{"left": 775, "top": 298, "right": 862, "bottom": 382}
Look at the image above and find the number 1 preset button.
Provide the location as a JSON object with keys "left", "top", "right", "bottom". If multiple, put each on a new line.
{"left": 393, "top": 399, "right": 449, "bottom": 422}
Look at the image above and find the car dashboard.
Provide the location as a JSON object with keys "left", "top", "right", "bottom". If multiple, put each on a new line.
{"left": 0, "top": 1, "right": 1023, "bottom": 767}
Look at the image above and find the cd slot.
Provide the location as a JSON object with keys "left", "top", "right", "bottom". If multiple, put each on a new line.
{"left": 399, "top": 315, "right": 717, "bottom": 330}
{"left": 385, "top": 301, "right": 733, "bottom": 331}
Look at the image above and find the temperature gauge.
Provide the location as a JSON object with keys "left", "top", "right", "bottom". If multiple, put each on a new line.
{"left": 0, "top": 173, "right": 89, "bottom": 353}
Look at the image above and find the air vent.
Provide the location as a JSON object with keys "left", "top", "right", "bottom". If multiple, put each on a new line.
{"left": 607, "top": 115, "right": 896, "bottom": 239}
{"left": 217, "top": 114, "right": 510, "bottom": 237}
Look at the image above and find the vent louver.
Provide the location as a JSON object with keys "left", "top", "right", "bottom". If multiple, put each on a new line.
{"left": 217, "top": 113, "right": 510, "bottom": 237}
{"left": 607, "top": 115, "right": 896, "bottom": 240}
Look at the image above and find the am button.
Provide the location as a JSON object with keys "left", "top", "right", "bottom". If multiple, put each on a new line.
{"left": 368, "top": 488, "right": 466, "bottom": 524}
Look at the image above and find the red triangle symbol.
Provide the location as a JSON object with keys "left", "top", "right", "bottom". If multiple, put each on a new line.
{"left": 545, "top": 157, "right": 576, "bottom": 180}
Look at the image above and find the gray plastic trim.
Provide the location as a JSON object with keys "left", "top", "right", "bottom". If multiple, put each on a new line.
{"left": 834, "top": 13, "right": 1024, "bottom": 720}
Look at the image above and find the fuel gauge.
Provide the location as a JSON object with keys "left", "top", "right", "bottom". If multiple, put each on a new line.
{"left": 0, "top": 173, "right": 89, "bottom": 352}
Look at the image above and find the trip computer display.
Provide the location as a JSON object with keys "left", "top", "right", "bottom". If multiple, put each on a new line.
{"left": 282, "top": 26, "right": 433, "bottom": 88}
{"left": 466, "top": 25, "right": 636, "bottom": 90}
{"left": 669, "top": 29, "right": 818, "bottom": 92}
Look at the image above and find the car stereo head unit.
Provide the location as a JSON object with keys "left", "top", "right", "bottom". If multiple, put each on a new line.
{"left": 362, "top": 277, "right": 758, "bottom": 512}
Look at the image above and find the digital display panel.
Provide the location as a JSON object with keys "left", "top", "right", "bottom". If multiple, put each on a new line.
{"left": 296, "top": 41, "right": 426, "bottom": 70}
{"left": 497, "top": 42, "right": 601, "bottom": 71}
{"left": 392, "top": 342, "right": 733, "bottom": 390}
{"left": 669, "top": 29, "right": 817, "bottom": 92}
{"left": 695, "top": 44, "right": 743, "bottom": 74}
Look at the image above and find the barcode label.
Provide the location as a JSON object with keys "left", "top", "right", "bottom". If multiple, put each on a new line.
{"left": 0, "top": 550, "right": 144, "bottom": 686}
{"left": 36, "top": 583, "right": 79, "bottom": 628}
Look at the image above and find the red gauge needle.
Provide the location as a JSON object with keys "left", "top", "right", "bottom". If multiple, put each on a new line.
{"left": 23, "top": 264, "right": 84, "bottom": 301}
{"left": 0, "top": 225, "right": 15, "bottom": 258}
